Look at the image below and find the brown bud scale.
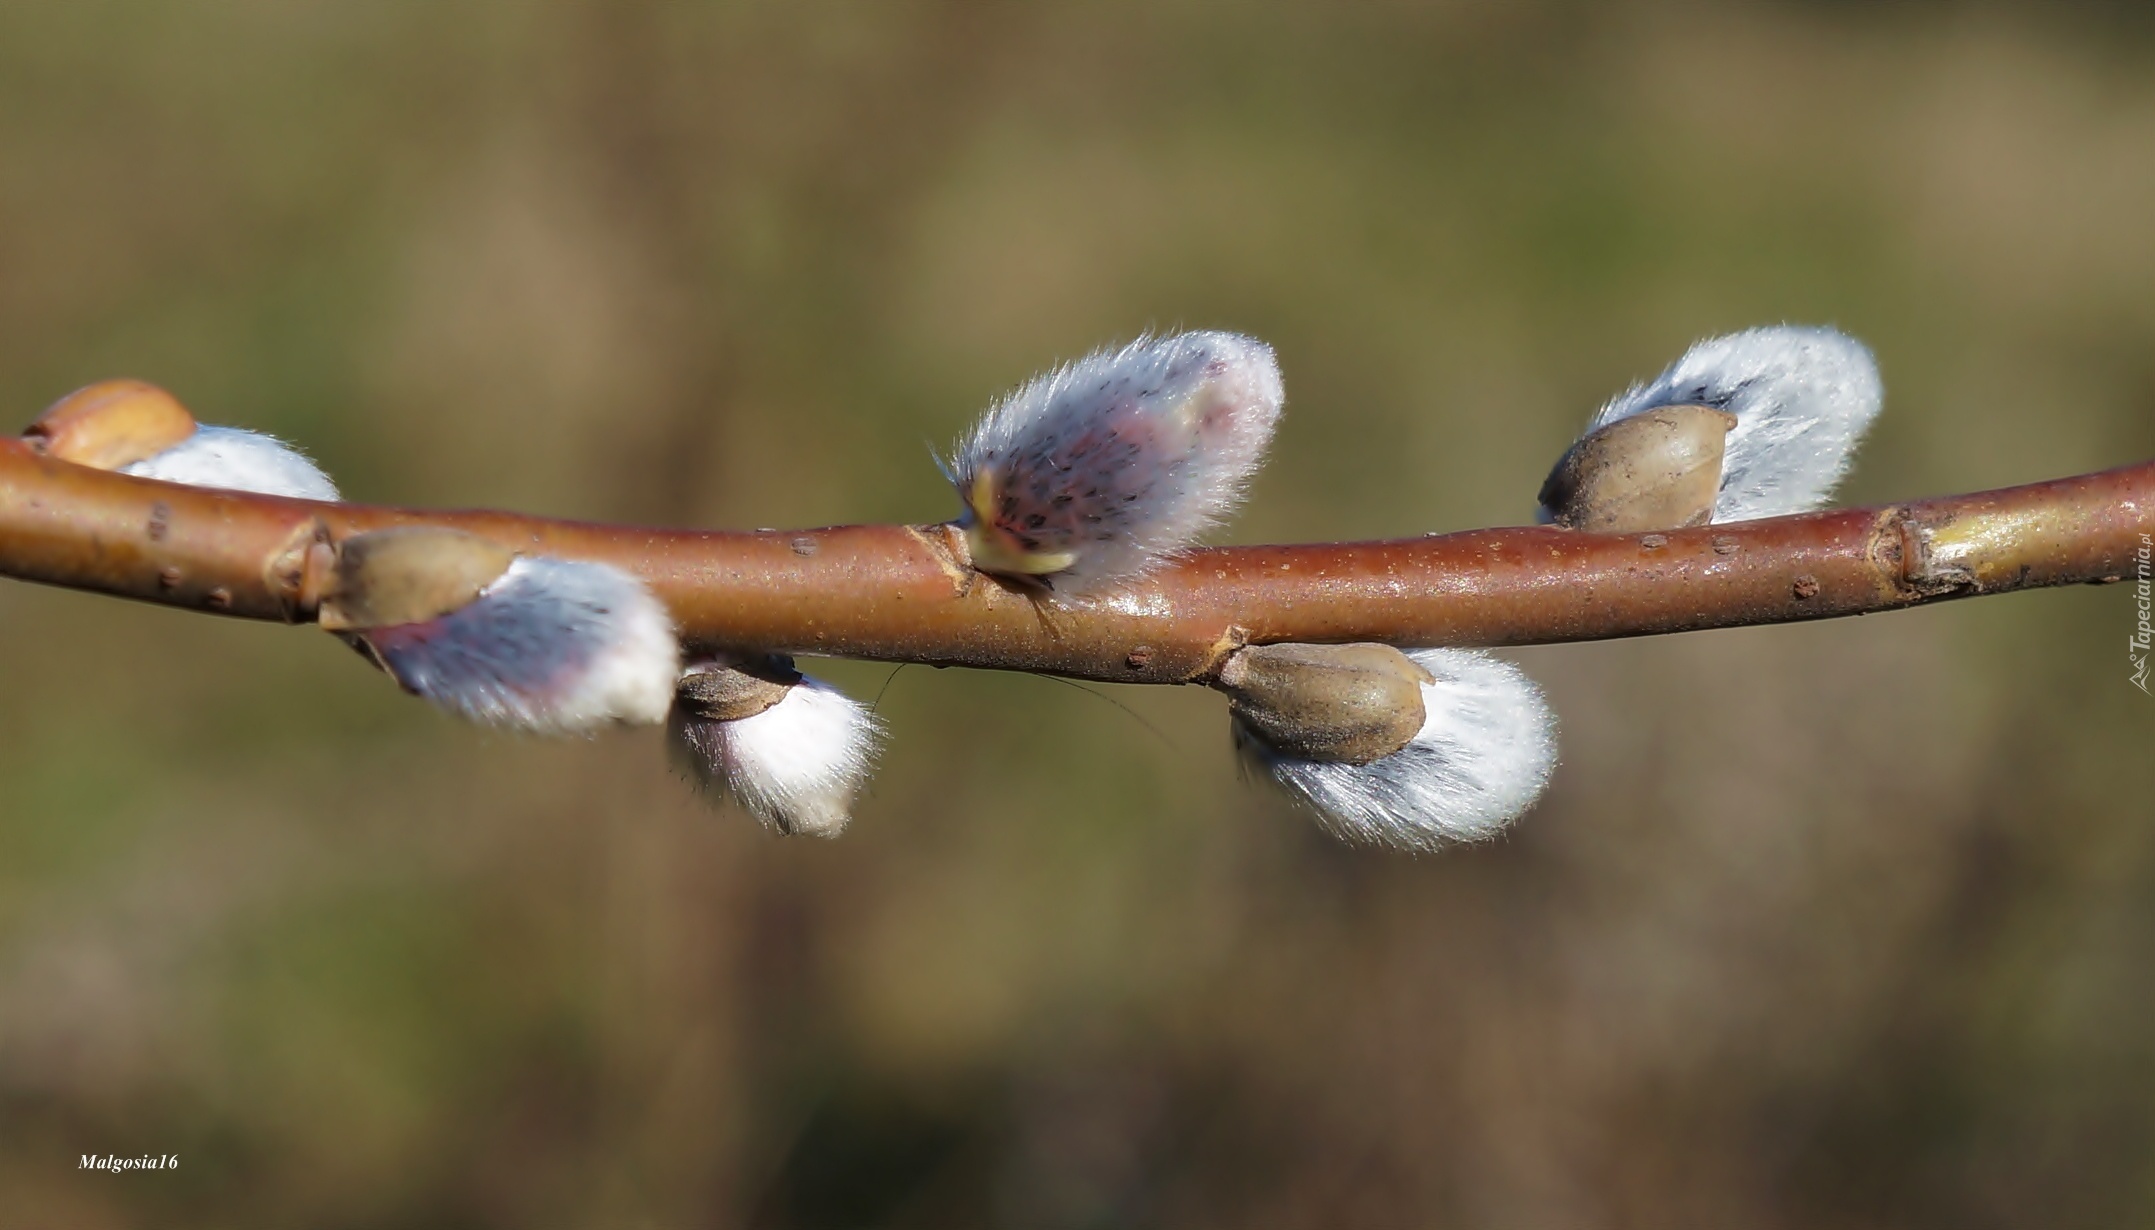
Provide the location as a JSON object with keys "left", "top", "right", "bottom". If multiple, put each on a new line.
{"left": 674, "top": 657, "right": 801, "bottom": 722}
{"left": 1216, "top": 642, "right": 1431, "bottom": 765}
{"left": 26, "top": 380, "right": 199, "bottom": 471}
{"left": 319, "top": 527, "right": 519, "bottom": 631}
{"left": 1539, "top": 404, "right": 1736, "bottom": 533}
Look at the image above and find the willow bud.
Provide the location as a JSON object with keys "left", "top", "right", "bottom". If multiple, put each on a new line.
{"left": 668, "top": 656, "right": 880, "bottom": 838}
{"left": 31, "top": 380, "right": 342, "bottom": 501}
{"left": 319, "top": 527, "right": 518, "bottom": 632}
{"left": 947, "top": 330, "right": 1283, "bottom": 593}
{"left": 122, "top": 424, "right": 341, "bottom": 502}
{"left": 1537, "top": 404, "right": 1735, "bottom": 532}
{"left": 26, "top": 380, "right": 199, "bottom": 470}
{"left": 1575, "top": 326, "right": 1881, "bottom": 523}
{"left": 326, "top": 528, "right": 679, "bottom": 733}
{"left": 1236, "top": 647, "right": 1557, "bottom": 850}
{"left": 673, "top": 657, "right": 794, "bottom": 723}
{"left": 1215, "top": 642, "right": 1431, "bottom": 765}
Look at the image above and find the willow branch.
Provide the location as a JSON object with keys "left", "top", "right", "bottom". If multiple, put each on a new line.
{"left": 0, "top": 438, "right": 2146, "bottom": 685}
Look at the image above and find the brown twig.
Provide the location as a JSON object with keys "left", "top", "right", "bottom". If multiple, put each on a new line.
{"left": 0, "top": 437, "right": 2147, "bottom": 685}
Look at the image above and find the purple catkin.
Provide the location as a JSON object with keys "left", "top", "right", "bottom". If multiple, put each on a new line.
{"left": 356, "top": 556, "right": 678, "bottom": 733}
{"left": 950, "top": 331, "right": 1283, "bottom": 594}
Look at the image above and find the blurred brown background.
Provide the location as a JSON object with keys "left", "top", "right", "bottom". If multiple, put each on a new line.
{"left": 3, "top": 2, "right": 2153, "bottom": 1226}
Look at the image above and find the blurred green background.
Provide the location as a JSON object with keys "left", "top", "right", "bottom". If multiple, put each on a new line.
{"left": 3, "top": 2, "right": 2153, "bottom": 1226}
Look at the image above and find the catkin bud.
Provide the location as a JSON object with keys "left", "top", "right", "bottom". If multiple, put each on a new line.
{"left": 1236, "top": 647, "right": 1557, "bottom": 850}
{"left": 1572, "top": 326, "right": 1881, "bottom": 523}
{"left": 948, "top": 331, "right": 1284, "bottom": 593}
{"left": 328, "top": 529, "right": 679, "bottom": 733}
{"left": 668, "top": 656, "right": 880, "bottom": 838}
{"left": 122, "top": 424, "right": 341, "bottom": 501}
{"left": 32, "top": 380, "right": 342, "bottom": 501}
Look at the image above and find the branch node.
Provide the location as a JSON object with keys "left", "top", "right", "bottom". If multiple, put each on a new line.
{"left": 267, "top": 518, "right": 335, "bottom": 624}
{"left": 908, "top": 522, "right": 975, "bottom": 595}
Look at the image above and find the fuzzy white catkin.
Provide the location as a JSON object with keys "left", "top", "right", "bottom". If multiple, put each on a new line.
{"left": 951, "top": 330, "right": 1284, "bottom": 593}
{"left": 122, "top": 425, "right": 340, "bottom": 501}
{"left": 1242, "top": 648, "right": 1557, "bottom": 850}
{"left": 1586, "top": 325, "right": 1881, "bottom": 522}
{"left": 362, "top": 556, "right": 680, "bottom": 733}
{"left": 669, "top": 673, "right": 881, "bottom": 837}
